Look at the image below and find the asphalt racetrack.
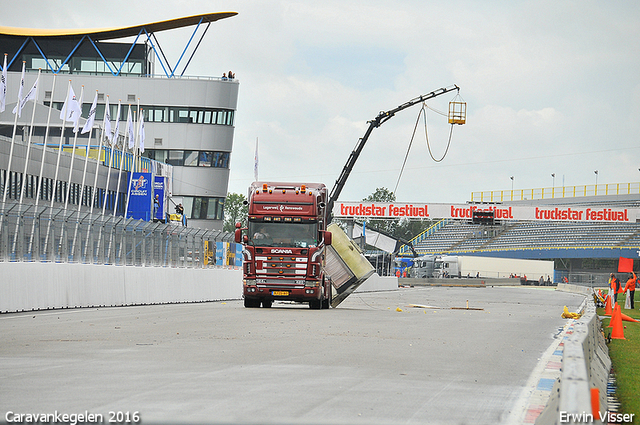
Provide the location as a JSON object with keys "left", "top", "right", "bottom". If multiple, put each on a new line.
{"left": 0, "top": 286, "right": 585, "bottom": 425}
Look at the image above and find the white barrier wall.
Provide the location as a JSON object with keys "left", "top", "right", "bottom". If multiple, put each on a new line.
{"left": 355, "top": 274, "right": 398, "bottom": 292}
{"left": 536, "top": 284, "right": 611, "bottom": 425}
{"left": 0, "top": 263, "right": 243, "bottom": 313}
{"left": 0, "top": 265, "right": 396, "bottom": 314}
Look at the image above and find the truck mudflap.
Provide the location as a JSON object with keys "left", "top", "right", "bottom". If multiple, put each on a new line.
{"left": 325, "top": 223, "right": 375, "bottom": 307}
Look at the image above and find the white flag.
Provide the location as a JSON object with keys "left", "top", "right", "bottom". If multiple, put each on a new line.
{"left": 81, "top": 91, "right": 97, "bottom": 134}
{"left": 111, "top": 101, "right": 121, "bottom": 146}
{"left": 126, "top": 105, "right": 134, "bottom": 150}
{"left": 103, "top": 96, "right": 112, "bottom": 144}
{"left": 11, "top": 62, "right": 25, "bottom": 116}
{"left": 14, "top": 74, "right": 38, "bottom": 118}
{"left": 254, "top": 137, "right": 259, "bottom": 182}
{"left": 0, "top": 55, "right": 7, "bottom": 113}
{"left": 60, "top": 84, "right": 82, "bottom": 129}
{"left": 139, "top": 109, "right": 145, "bottom": 153}
{"left": 18, "top": 75, "right": 40, "bottom": 116}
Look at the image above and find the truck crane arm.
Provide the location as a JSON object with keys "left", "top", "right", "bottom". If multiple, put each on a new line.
{"left": 326, "top": 85, "right": 460, "bottom": 222}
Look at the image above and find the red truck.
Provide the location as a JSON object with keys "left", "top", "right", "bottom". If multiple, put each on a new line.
{"left": 235, "top": 182, "right": 333, "bottom": 309}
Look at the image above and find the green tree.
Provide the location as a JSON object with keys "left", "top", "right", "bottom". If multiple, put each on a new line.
{"left": 223, "top": 193, "right": 248, "bottom": 232}
{"left": 362, "top": 187, "right": 397, "bottom": 235}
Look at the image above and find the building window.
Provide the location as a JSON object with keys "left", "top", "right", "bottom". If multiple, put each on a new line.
{"left": 198, "top": 152, "right": 212, "bottom": 167}
{"left": 181, "top": 196, "right": 225, "bottom": 220}
{"left": 167, "top": 150, "right": 184, "bottom": 166}
{"left": 143, "top": 150, "right": 230, "bottom": 169}
{"left": 212, "top": 152, "right": 230, "bottom": 168}
{"left": 184, "top": 151, "right": 199, "bottom": 167}
{"left": 139, "top": 105, "right": 234, "bottom": 126}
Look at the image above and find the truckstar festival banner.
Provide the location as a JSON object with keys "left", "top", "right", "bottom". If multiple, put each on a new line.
{"left": 333, "top": 202, "right": 640, "bottom": 223}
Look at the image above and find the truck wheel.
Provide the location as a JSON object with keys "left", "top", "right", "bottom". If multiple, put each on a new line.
{"left": 244, "top": 297, "right": 260, "bottom": 308}
{"left": 321, "top": 279, "right": 331, "bottom": 309}
{"left": 262, "top": 299, "right": 272, "bottom": 308}
{"left": 309, "top": 299, "right": 321, "bottom": 309}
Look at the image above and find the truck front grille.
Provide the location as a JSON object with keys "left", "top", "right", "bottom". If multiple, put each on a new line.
{"left": 256, "top": 255, "right": 308, "bottom": 278}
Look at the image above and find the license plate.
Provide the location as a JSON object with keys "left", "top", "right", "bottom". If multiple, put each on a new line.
{"left": 272, "top": 290, "right": 289, "bottom": 296}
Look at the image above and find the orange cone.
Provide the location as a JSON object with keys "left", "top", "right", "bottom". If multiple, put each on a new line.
{"left": 611, "top": 304, "right": 626, "bottom": 340}
{"left": 605, "top": 295, "right": 613, "bottom": 316}
{"left": 591, "top": 388, "right": 600, "bottom": 417}
{"left": 608, "top": 302, "right": 617, "bottom": 328}
{"left": 620, "top": 313, "right": 639, "bottom": 323}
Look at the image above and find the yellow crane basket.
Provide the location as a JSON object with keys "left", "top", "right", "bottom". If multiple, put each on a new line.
{"left": 448, "top": 94, "right": 466, "bottom": 125}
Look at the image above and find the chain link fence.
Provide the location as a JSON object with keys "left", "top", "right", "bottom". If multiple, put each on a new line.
{"left": 0, "top": 203, "right": 235, "bottom": 267}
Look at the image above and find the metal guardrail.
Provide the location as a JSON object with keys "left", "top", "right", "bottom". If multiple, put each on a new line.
{"left": 471, "top": 182, "right": 640, "bottom": 203}
{"left": 0, "top": 203, "right": 234, "bottom": 267}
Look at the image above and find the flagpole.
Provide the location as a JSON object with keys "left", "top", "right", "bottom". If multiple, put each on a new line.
{"left": 113, "top": 104, "right": 132, "bottom": 218}
{"left": 88, "top": 96, "right": 110, "bottom": 262}
{"left": 1, "top": 61, "right": 25, "bottom": 210}
{"left": 58, "top": 85, "right": 84, "bottom": 260}
{"left": 28, "top": 73, "right": 57, "bottom": 257}
{"left": 104, "top": 101, "right": 121, "bottom": 263}
{"left": 102, "top": 100, "right": 120, "bottom": 216}
{"left": 89, "top": 97, "right": 107, "bottom": 217}
{"left": 123, "top": 109, "right": 137, "bottom": 221}
{"left": 136, "top": 104, "right": 141, "bottom": 172}
{"left": 72, "top": 90, "right": 97, "bottom": 260}
{"left": 43, "top": 80, "right": 71, "bottom": 259}
{"left": 12, "top": 68, "right": 41, "bottom": 257}
{"left": 119, "top": 102, "right": 141, "bottom": 261}
{"left": 63, "top": 85, "right": 83, "bottom": 212}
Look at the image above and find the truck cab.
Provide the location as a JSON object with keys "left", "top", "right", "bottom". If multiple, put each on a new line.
{"left": 236, "top": 182, "right": 332, "bottom": 309}
{"left": 433, "top": 255, "right": 458, "bottom": 278}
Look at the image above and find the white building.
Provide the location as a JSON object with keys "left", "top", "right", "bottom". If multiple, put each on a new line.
{"left": 0, "top": 12, "right": 239, "bottom": 230}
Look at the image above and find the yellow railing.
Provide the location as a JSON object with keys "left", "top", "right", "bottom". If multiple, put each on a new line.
{"left": 470, "top": 182, "right": 640, "bottom": 203}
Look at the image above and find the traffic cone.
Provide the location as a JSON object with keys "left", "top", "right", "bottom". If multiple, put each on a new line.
{"left": 605, "top": 295, "right": 612, "bottom": 316}
{"left": 611, "top": 304, "right": 625, "bottom": 340}
{"left": 620, "top": 312, "right": 639, "bottom": 323}
{"left": 590, "top": 388, "right": 600, "bottom": 418}
{"left": 608, "top": 302, "right": 618, "bottom": 328}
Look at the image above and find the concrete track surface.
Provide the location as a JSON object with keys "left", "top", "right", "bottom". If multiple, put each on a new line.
{"left": 0, "top": 286, "right": 584, "bottom": 425}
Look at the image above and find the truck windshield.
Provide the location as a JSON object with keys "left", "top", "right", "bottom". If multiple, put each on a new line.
{"left": 249, "top": 221, "right": 318, "bottom": 248}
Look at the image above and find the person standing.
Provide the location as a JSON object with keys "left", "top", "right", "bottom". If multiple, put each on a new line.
{"left": 153, "top": 194, "right": 160, "bottom": 222}
{"left": 609, "top": 273, "right": 622, "bottom": 305}
{"left": 623, "top": 271, "right": 636, "bottom": 309}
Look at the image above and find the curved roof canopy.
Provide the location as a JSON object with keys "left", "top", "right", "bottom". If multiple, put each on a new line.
{"left": 0, "top": 12, "right": 237, "bottom": 40}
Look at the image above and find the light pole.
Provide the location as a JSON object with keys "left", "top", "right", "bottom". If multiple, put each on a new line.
{"left": 551, "top": 173, "right": 555, "bottom": 198}
{"left": 510, "top": 176, "right": 514, "bottom": 191}
{"left": 594, "top": 170, "right": 598, "bottom": 186}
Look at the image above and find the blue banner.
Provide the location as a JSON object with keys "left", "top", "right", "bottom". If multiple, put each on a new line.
{"left": 216, "top": 242, "right": 226, "bottom": 266}
{"left": 127, "top": 172, "right": 152, "bottom": 221}
{"left": 154, "top": 176, "right": 166, "bottom": 222}
{"left": 235, "top": 243, "right": 243, "bottom": 267}
{"left": 153, "top": 176, "right": 166, "bottom": 223}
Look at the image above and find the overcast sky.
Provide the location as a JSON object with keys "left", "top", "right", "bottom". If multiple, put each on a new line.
{"left": 4, "top": 1, "right": 640, "bottom": 204}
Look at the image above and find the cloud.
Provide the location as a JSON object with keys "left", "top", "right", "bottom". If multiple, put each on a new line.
{"left": 4, "top": 0, "right": 640, "bottom": 205}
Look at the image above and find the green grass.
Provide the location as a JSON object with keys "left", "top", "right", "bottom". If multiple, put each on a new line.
{"left": 597, "top": 291, "right": 640, "bottom": 416}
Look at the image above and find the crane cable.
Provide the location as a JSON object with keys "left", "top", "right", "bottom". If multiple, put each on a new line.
{"left": 393, "top": 103, "right": 455, "bottom": 194}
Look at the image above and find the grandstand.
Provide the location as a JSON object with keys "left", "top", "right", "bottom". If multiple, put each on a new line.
{"left": 400, "top": 183, "right": 640, "bottom": 285}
